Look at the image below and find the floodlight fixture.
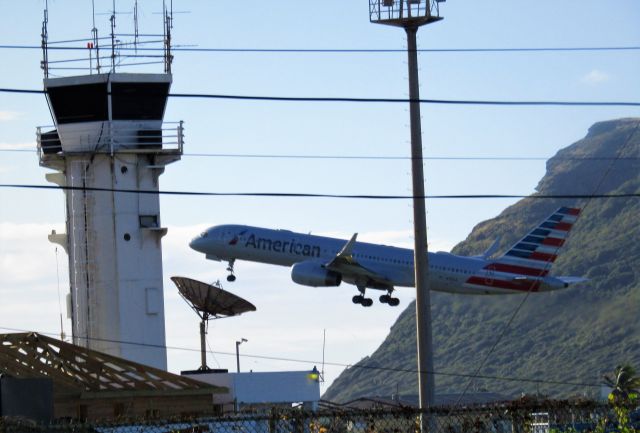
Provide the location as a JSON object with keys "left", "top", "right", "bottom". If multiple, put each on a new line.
{"left": 369, "top": 0, "right": 443, "bottom": 28}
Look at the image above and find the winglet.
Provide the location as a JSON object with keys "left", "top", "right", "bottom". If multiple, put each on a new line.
{"left": 338, "top": 233, "right": 358, "bottom": 258}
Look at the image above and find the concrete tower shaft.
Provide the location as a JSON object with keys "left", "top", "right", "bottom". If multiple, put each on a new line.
{"left": 38, "top": 73, "right": 183, "bottom": 370}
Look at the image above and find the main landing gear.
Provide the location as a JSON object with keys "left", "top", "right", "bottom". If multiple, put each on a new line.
{"left": 352, "top": 286, "right": 399, "bottom": 307}
{"left": 352, "top": 294, "right": 374, "bottom": 307}
{"left": 379, "top": 293, "right": 400, "bottom": 307}
{"left": 352, "top": 284, "right": 373, "bottom": 307}
{"left": 226, "top": 259, "right": 236, "bottom": 282}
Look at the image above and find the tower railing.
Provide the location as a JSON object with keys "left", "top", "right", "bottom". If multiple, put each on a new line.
{"left": 36, "top": 121, "right": 184, "bottom": 162}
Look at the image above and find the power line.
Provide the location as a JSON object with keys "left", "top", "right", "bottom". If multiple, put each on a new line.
{"left": 2, "top": 44, "right": 640, "bottom": 53}
{"left": 3, "top": 148, "right": 640, "bottom": 162}
{"left": 0, "top": 184, "right": 638, "bottom": 200}
{"left": 0, "top": 325, "right": 600, "bottom": 388}
{"left": 1, "top": 87, "right": 639, "bottom": 106}
{"left": 180, "top": 154, "right": 640, "bottom": 162}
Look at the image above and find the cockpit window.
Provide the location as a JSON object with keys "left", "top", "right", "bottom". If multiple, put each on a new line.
{"left": 200, "top": 232, "right": 208, "bottom": 238}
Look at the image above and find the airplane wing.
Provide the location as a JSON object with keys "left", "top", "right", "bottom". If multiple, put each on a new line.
{"left": 324, "top": 233, "right": 394, "bottom": 288}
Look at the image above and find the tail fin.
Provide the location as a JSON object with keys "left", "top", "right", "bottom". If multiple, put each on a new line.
{"left": 491, "top": 207, "right": 581, "bottom": 277}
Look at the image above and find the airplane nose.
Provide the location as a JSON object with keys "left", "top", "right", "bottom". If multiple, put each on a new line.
{"left": 189, "top": 237, "right": 203, "bottom": 252}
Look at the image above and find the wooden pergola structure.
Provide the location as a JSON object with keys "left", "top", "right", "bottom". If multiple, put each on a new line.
{"left": 0, "top": 332, "right": 227, "bottom": 420}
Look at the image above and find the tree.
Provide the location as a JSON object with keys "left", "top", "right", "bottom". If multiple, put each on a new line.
{"left": 603, "top": 364, "right": 640, "bottom": 403}
{"left": 599, "top": 365, "right": 640, "bottom": 433}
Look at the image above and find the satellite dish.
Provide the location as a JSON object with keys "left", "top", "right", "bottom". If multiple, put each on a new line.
{"left": 171, "top": 276, "right": 256, "bottom": 371}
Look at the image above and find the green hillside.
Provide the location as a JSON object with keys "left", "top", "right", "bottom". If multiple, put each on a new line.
{"left": 323, "top": 118, "right": 640, "bottom": 402}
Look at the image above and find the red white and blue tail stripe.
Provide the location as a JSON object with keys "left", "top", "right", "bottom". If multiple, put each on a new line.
{"left": 496, "top": 207, "right": 580, "bottom": 273}
{"left": 465, "top": 207, "right": 581, "bottom": 293}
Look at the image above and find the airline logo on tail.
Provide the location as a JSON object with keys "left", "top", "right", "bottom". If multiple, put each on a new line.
{"left": 466, "top": 207, "right": 581, "bottom": 292}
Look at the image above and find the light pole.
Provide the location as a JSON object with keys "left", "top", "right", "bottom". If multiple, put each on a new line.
{"left": 236, "top": 338, "right": 247, "bottom": 373}
{"left": 369, "top": 0, "right": 444, "bottom": 419}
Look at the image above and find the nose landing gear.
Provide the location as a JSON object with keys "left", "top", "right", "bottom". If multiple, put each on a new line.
{"left": 226, "top": 259, "right": 236, "bottom": 282}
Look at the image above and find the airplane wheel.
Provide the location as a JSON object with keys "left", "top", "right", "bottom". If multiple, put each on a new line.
{"left": 227, "top": 274, "right": 236, "bottom": 282}
{"left": 379, "top": 294, "right": 390, "bottom": 304}
{"left": 352, "top": 295, "right": 363, "bottom": 304}
{"left": 362, "top": 298, "right": 374, "bottom": 307}
{"left": 388, "top": 297, "right": 400, "bottom": 307}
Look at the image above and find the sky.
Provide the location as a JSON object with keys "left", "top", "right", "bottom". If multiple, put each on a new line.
{"left": 0, "top": 0, "right": 639, "bottom": 395}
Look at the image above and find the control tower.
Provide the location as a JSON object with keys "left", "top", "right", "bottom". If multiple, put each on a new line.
{"left": 36, "top": 3, "right": 182, "bottom": 369}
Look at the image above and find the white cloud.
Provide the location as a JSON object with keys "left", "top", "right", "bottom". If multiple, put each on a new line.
{"left": 0, "top": 142, "right": 36, "bottom": 150}
{"left": 581, "top": 69, "right": 610, "bottom": 85}
{"left": 0, "top": 223, "right": 66, "bottom": 286}
{"left": 0, "top": 223, "right": 69, "bottom": 340}
{"left": 0, "top": 111, "right": 22, "bottom": 122}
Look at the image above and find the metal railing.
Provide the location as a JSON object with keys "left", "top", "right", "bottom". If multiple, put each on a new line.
{"left": 36, "top": 121, "right": 184, "bottom": 159}
{"left": 369, "top": 0, "right": 443, "bottom": 23}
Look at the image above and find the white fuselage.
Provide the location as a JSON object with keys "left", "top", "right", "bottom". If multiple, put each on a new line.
{"left": 190, "top": 225, "right": 566, "bottom": 295}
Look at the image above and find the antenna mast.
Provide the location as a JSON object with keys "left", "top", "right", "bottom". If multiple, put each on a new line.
{"left": 91, "top": 0, "right": 100, "bottom": 73}
{"left": 41, "top": 0, "right": 49, "bottom": 77}
{"left": 110, "top": 0, "right": 117, "bottom": 72}
{"left": 163, "top": 0, "right": 173, "bottom": 73}
{"left": 133, "top": 0, "right": 139, "bottom": 54}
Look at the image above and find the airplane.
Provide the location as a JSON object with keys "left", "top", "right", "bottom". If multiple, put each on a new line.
{"left": 189, "top": 207, "right": 587, "bottom": 307}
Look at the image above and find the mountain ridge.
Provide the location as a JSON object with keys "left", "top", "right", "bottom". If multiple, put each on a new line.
{"left": 323, "top": 118, "right": 640, "bottom": 402}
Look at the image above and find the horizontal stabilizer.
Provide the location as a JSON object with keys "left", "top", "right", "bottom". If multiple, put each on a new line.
{"left": 556, "top": 276, "right": 589, "bottom": 285}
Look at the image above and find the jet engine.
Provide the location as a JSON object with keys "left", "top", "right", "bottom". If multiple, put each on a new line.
{"left": 291, "top": 261, "right": 342, "bottom": 287}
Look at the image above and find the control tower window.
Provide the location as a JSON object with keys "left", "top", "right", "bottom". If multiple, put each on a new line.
{"left": 140, "top": 215, "right": 159, "bottom": 228}
{"left": 47, "top": 83, "right": 108, "bottom": 124}
{"left": 111, "top": 83, "right": 170, "bottom": 120}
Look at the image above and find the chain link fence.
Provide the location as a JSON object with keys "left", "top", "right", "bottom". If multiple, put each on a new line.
{"left": 2, "top": 400, "right": 635, "bottom": 433}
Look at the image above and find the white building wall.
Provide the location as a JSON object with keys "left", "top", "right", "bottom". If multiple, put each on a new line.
{"left": 63, "top": 152, "right": 167, "bottom": 369}
{"left": 184, "top": 371, "right": 321, "bottom": 409}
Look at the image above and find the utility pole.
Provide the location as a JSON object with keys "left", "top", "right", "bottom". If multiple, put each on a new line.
{"left": 369, "top": 0, "right": 445, "bottom": 426}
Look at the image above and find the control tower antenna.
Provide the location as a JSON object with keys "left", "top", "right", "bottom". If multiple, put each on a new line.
{"left": 91, "top": 0, "right": 101, "bottom": 73}
{"left": 41, "top": 0, "right": 48, "bottom": 77}
{"left": 133, "top": 0, "right": 139, "bottom": 53}
{"left": 163, "top": 0, "right": 174, "bottom": 73}
{"left": 110, "top": 0, "right": 117, "bottom": 72}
